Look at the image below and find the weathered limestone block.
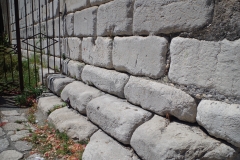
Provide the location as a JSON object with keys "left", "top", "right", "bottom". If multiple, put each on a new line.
{"left": 97, "top": 0, "right": 133, "bottom": 36}
{"left": 61, "top": 81, "right": 103, "bottom": 114}
{"left": 53, "top": 0, "right": 60, "bottom": 18}
{"left": 65, "top": 38, "right": 82, "bottom": 61}
{"left": 54, "top": 17, "right": 64, "bottom": 37}
{"left": 113, "top": 36, "right": 168, "bottom": 79}
{"left": 82, "top": 65, "right": 129, "bottom": 98}
{"left": 124, "top": 76, "right": 197, "bottom": 123}
{"left": 169, "top": 37, "right": 240, "bottom": 97}
{"left": 86, "top": 94, "right": 153, "bottom": 144}
{"left": 133, "top": 0, "right": 214, "bottom": 35}
{"left": 47, "top": 74, "right": 74, "bottom": 96}
{"left": 67, "top": 60, "right": 85, "bottom": 80}
{"left": 49, "top": 56, "right": 61, "bottom": 70}
{"left": 66, "top": 0, "right": 90, "bottom": 13}
{"left": 131, "top": 115, "right": 240, "bottom": 160}
{"left": 83, "top": 130, "right": 139, "bottom": 160}
{"left": 64, "top": 13, "right": 74, "bottom": 36}
{"left": 0, "top": 150, "right": 23, "bottom": 160}
{"left": 82, "top": 37, "right": 113, "bottom": 69}
{"left": 48, "top": 107, "right": 98, "bottom": 141}
{"left": 39, "top": 68, "right": 55, "bottom": 85}
{"left": 38, "top": 96, "right": 65, "bottom": 115}
{"left": 74, "top": 7, "right": 98, "bottom": 37}
{"left": 90, "top": 0, "right": 112, "bottom": 6}
{"left": 197, "top": 100, "right": 240, "bottom": 148}
{"left": 47, "top": 20, "right": 53, "bottom": 37}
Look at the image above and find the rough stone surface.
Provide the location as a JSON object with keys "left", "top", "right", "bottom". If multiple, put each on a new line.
{"left": 64, "top": 13, "right": 74, "bottom": 36}
{"left": 82, "top": 37, "right": 113, "bottom": 69}
{"left": 1, "top": 110, "right": 20, "bottom": 116}
{"left": 67, "top": 60, "right": 85, "bottom": 80}
{"left": 133, "top": 0, "right": 214, "bottom": 35}
{"left": 61, "top": 81, "right": 103, "bottom": 114}
{"left": 131, "top": 115, "right": 240, "bottom": 160}
{"left": 10, "top": 130, "right": 30, "bottom": 141}
{"left": 65, "top": 38, "right": 82, "bottom": 61}
{"left": 90, "top": 0, "right": 112, "bottom": 6}
{"left": 39, "top": 68, "right": 55, "bottom": 85}
{"left": 113, "top": 36, "right": 168, "bottom": 79}
{"left": 0, "top": 138, "right": 9, "bottom": 151}
{"left": 0, "top": 150, "right": 23, "bottom": 160}
{"left": 2, "top": 116, "right": 27, "bottom": 123}
{"left": 83, "top": 130, "right": 139, "bottom": 160}
{"left": 86, "top": 94, "right": 153, "bottom": 144}
{"left": 97, "top": 0, "right": 133, "bottom": 36}
{"left": 74, "top": 7, "right": 98, "bottom": 37}
{"left": 2, "top": 123, "right": 25, "bottom": 131}
{"left": 66, "top": 0, "right": 90, "bottom": 13}
{"left": 48, "top": 107, "right": 98, "bottom": 141}
{"left": 0, "top": 128, "right": 5, "bottom": 137}
{"left": 124, "top": 76, "right": 197, "bottom": 123}
{"left": 197, "top": 100, "right": 240, "bottom": 148}
{"left": 82, "top": 65, "right": 129, "bottom": 98}
{"left": 169, "top": 37, "right": 240, "bottom": 98}
{"left": 15, "top": 141, "right": 33, "bottom": 151}
{"left": 38, "top": 96, "right": 65, "bottom": 115}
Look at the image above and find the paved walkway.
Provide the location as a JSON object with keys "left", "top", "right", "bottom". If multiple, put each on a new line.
{"left": 0, "top": 96, "right": 43, "bottom": 160}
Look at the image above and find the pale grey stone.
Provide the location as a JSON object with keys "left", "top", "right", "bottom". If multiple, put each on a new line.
{"left": 48, "top": 107, "right": 98, "bottom": 141}
{"left": 197, "top": 100, "right": 240, "bottom": 148}
{"left": 124, "top": 76, "right": 197, "bottom": 123}
{"left": 10, "top": 130, "right": 30, "bottom": 141}
{"left": 65, "top": 37, "right": 82, "bottom": 61}
{"left": 54, "top": 17, "right": 64, "bottom": 37}
{"left": 74, "top": 7, "right": 98, "bottom": 37}
{"left": 15, "top": 141, "right": 32, "bottom": 151}
{"left": 1, "top": 110, "right": 20, "bottom": 116}
{"left": 50, "top": 76, "right": 74, "bottom": 96}
{"left": 83, "top": 130, "right": 139, "bottom": 160}
{"left": 2, "top": 116, "right": 27, "bottom": 123}
{"left": 0, "top": 128, "right": 5, "bottom": 137}
{"left": 0, "top": 138, "right": 9, "bottom": 151}
{"left": 38, "top": 68, "right": 55, "bottom": 85}
{"left": 169, "top": 37, "right": 240, "bottom": 97}
{"left": 82, "top": 37, "right": 113, "bottom": 69}
{"left": 61, "top": 81, "right": 103, "bottom": 114}
{"left": 90, "top": 0, "right": 112, "bottom": 6}
{"left": 133, "top": 0, "right": 214, "bottom": 35}
{"left": 48, "top": 56, "right": 61, "bottom": 71}
{"left": 64, "top": 13, "right": 74, "bottom": 36}
{"left": 67, "top": 60, "right": 85, "bottom": 80}
{"left": 0, "top": 150, "right": 23, "bottom": 160}
{"left": 66, "top": 0, "right": 90, "bottom": 13}
{"left": 113, "top": 36, "right": 168, "bottom": 79}
{"left": 82, "top": 65, "right": 129, "bottom": 98}
{"left": 97, "top": 0, "right": 133, "bottom": 36}
{"left": 86, "top": 94, "right": 153, "bottom": 144}
{"left": 131, "top": 115, "right": 239, "bottom": 160}
{"left": 38, "top": 96, "right": 65, "bottom": 115}
{"left": 2, "top": 123, "right": 25, "bottom": 131}
{"left": 26, "top": 153, "right": 43, "bottom": 160}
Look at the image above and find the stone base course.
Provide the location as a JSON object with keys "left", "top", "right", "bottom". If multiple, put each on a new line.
{"left": 86, "top": 94, "right": 153, "bottom": 144}
{"left": 124, "top": 76, "right": 197, "bottom": 123}
{"left": 131, "top": 115, "right": 240, "bottom": 160}
{"left": 67, "top": 60, "right": 85, "bottom": 80}
{"left": 197, "top": 100, "right": 240, "bottom": 148}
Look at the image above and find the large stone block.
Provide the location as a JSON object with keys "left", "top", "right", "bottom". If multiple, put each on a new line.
{"left": 169, "top": 37, "right": 240, "bottom": 97}
{"left": 61, "top": 81, "right": 103, "bottom": 114}
{"left": 82, "top": 65, "right": 129, "bottom": 98}
{"left": 64, "top": 13, "right": 74, "bottom": 36}
{"left": 113, "top": 36, "right": 168, "bottom": 79}
{"left": 124, "top": 76, "right": 197, "bottom": 123}
{"left": 90, "top": 0, "right": 112, "bottom": 6}
{"left": 74, "top": 7, "right": 97, "bottom": 37}
{"left": 197, "top": 100, "right": 240, "bottom": 148}
{"left": 86, "top": 94, "right": 153, "bottom": 144}
{"left": 133, "top": 0, "right": 214, "bottom": 35}
{"left": 65, "top": 38, "right": 82, "bottom": 61}
{"left": 131, "top": 115, "right": 240, "bottom": 160}
{"left": 67, "top": 60, "right": 85, "bottom": 80}
{"left": 97, "top": 0, "right": 133, "bottom": 36}
{"left": 83, "top": 130, "right": 139, "bottom": 160}
{"left": 38, "top": 68, "right": 54, "bottom": 85}
{"left": 82, "top": 37, "right": 113, "bottom": 69}
{"left": 66, "top": 0, "right": 90, "bottom": 13}
{"left": 48, "top": 107, "right": 98, "bottom": 141}
{"left": 38, "top": 96, "right": 65, "bottom": 115}
{"left": 54, "top": 17, "right": 64, "bottom": 37}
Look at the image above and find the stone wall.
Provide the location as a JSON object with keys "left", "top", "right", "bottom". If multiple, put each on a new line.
{"left": 9, "top": 0, "right": 240, "bottom": 159}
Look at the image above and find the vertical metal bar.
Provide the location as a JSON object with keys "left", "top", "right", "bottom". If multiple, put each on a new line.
{"left": 24, "top": 0, "right": 30, "bottom": 85}
{"left": 52, "top": 1, "right": 56, "bottom": 72}
{"left": 6, "top": 0, "right": 11, "bottom": 44}
{"left": 31, "top": 0, "right": 37, "bottom": 87}
{"left": 14, "top": 0, "right": 24, "bottom": 91}
{"left": 38, "top": 0, "right": 43, "bottom": 85}
{"left": 58, "top": 0, "right": 61, "bottom": 73}
{"left": 46, "top": 0, "right": 49, "bottom": 74}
